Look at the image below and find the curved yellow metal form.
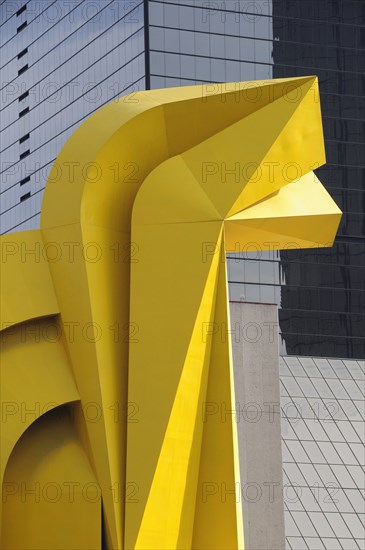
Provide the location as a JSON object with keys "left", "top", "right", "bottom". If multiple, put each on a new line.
{"left": 0, "top": 78, "right": 342, "bottom": 550}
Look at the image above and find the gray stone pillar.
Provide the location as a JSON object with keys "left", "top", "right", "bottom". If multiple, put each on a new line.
{"left": 230, "top": 302, "right": 285, "bottom": 550}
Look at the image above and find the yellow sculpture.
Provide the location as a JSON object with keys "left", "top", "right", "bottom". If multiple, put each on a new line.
{"left": 0, "top": 78, "right": 341, "bottom": 550}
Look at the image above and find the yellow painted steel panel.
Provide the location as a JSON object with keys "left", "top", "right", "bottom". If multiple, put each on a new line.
{"left": 0, "top": 230, "right": 59, "bottom": 329}
{"left": 225, "top": 172, "right": 342, "bottom": 251}
{"left": 1, "top": 407, "right": 101, "bottom": 550}
{"left": 0, "top": 78, "right": 342, "bottom": 549}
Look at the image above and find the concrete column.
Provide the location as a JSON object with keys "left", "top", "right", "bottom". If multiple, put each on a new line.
{"left": 229, "top": 301, "right": 285, "bottom": 550}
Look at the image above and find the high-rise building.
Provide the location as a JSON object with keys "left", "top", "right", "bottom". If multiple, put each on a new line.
{"left": 271, "top": 1, "right": 364, "bottom": 360}
{"left": 1, "top": 0, "right": 146, "bottom": 232}
{"left": 1, "top": 2, "right": 364, "bottom": 549}
{"left": 1, "top": 0, "right": 364, "bottom": 360}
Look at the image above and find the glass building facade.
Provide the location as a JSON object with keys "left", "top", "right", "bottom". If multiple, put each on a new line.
{"left": 2, "top": 0, "right": 363, "bottom": 360}
{"left": 145, "top": 0, "right": 365, "bottom": 360}
{"left": 1, "top": 0, "right": 146, "bottom": 233}
{"left": 272, "top": 1, "right": 365, "bottom": 360}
